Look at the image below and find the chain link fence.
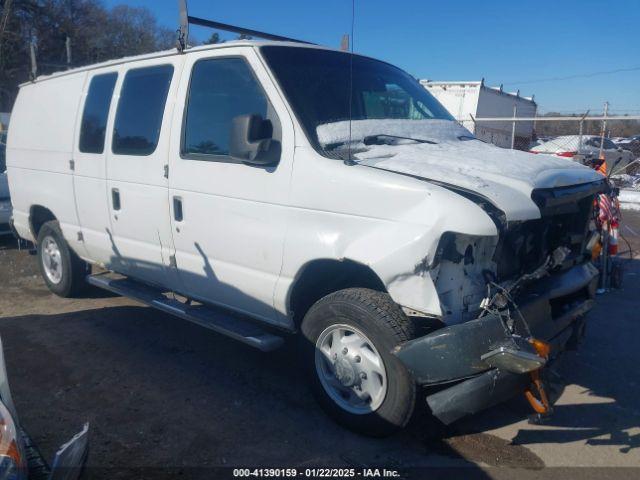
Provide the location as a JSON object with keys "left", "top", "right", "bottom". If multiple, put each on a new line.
{"left": 464, "top": 115, "right": 640, "bottom": 177}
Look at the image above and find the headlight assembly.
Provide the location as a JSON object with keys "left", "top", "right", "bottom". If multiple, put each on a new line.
{"left": 0, "top": 401, "right": 25, "bottom": 480}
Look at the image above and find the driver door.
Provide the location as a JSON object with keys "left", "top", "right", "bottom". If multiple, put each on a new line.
{"left": 166, "top": 47, "right": 295, "bottom": 326}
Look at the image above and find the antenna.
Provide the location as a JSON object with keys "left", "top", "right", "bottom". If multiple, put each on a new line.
{"left": 346, "top": 0, "right": 355, "bottom": 165}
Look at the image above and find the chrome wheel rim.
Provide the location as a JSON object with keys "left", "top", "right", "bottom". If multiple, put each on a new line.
{"left": 315, "top": 324, "right": 388, "bottom": 415}
{"left": 41, "top": 235, "right": 63, "bottom": 284}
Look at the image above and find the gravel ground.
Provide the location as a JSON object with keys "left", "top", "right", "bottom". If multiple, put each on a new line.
{"left": 0, "top": 212, "right": 639, "bottom": 479}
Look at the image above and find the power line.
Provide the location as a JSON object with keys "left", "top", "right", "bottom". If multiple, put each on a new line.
{"left": 505, "top": 65, "right": 640, "bottom": 86}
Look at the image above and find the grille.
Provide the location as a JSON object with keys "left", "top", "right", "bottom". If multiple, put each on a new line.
{"left": 495, "top": 180, "right": 605, "bottom": 281}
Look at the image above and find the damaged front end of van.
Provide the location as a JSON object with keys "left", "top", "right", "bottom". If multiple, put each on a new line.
{"left": 391, "top": 180, "right": 604, "bottom": 425}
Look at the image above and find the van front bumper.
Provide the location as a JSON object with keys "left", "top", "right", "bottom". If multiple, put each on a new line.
{"left": 393, "top": 262, "right": 598, "bottom": 424}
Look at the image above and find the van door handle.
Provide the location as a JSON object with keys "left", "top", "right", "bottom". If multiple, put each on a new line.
{"left": 173, "top": 196, "right": 183, "bottom": 222}
{"left": 111, "top": 188, "right": 121, "bottom": 211}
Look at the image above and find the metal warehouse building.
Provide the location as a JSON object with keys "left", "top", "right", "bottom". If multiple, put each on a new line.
{"left": 421, "top": 80, "right": 537, "bottom": 149}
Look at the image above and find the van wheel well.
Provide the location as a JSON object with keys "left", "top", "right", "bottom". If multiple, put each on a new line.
{"left": 288, "top": 259, "right": 387, "bottom": 328}
{"left": 30, "top": 205, "right": 57, "bottom": 238}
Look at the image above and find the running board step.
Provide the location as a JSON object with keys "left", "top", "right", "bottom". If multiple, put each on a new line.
{"left": 86, "top": 272, "right": 284, "bottom": 352}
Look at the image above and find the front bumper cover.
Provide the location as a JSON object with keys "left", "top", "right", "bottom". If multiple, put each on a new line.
{"left": 393, "top": 262, "right": 598, "bottom": 424}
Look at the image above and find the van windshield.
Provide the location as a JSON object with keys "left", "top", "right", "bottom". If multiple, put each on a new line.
{"left": 260, "top": 46, "right": 455, "bottom": 158}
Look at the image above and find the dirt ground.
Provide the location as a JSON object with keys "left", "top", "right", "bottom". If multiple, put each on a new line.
{"left": 0, "top": 212, "right": 639, "bottom": 479}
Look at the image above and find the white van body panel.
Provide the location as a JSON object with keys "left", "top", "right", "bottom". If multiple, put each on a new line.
{"left": 6, "top": 73, "right": 86, "bottom": 255}
{"left": 71, "top": 66, "right": 119, "bottom": 264}
{"left": 103, "top": 56, "right": 184, "bottom": 290}
{"left": 166, "top": 47, "right": 297, "bottom": 326}
{"left": 273, "top": 145, "right": 498, "bottom": 323}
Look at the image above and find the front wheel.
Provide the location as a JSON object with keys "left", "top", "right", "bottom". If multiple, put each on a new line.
{"left": 36, "top": 221, "right": 88, "bottom": 297}
{"left": 300, "top": 288, "right": 417, "bottom": 437}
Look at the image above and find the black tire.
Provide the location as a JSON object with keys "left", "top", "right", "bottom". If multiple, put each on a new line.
{"left": 36, "top": 220, "right": 88, "bottom": 297}
{"left": 299, "top": 288, "right": 417, "bottom": 437}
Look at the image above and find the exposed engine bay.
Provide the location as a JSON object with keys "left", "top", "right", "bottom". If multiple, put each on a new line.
{"left": 431, "top": 179, "right": 604, "bottom": 325}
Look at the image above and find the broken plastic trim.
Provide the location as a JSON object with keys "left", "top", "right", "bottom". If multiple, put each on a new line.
{"left": 531, "top": 179, "right": 606, "bottom": 216}
{"left": 480, "top": 346, "right": 546, "bottom": 374}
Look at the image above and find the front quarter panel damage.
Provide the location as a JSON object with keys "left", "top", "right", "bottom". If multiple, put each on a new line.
{"left": 344, "top": 198, "right": 498, "bottom": 319}
{"left": 278, "top": 152, "right": 499, "bottom": 326}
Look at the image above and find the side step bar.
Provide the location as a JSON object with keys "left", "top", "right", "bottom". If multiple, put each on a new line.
{"left": 86, "top": 272, "right": 284, "bottom": 352}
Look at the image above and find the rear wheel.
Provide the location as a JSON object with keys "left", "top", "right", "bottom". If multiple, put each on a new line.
{"left": 36, "top": 221, "right": 88, "bottom": 297}
{"left": 300, "top": 288, "right": 417, "bottom": 437}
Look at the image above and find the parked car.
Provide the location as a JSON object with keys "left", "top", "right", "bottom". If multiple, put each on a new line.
{"left": 7, "top": 41, "right": 604, "bottom": 436}
{"left": 614, "top": 135, "right": 640, "bottom": 162}
{"left": 0, "top": 336, "right": 89, "bottom": 479}
{"left": 0, "top": 131, "right": 11, "bottom": 235}
{"left": 530, "top": 135, "right": 634, "bottom": 174}
{"left": 529, "top": 135, "right": 555, "bottom": 149}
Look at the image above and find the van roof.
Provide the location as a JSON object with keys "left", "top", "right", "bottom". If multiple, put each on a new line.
{"left": 22, "top": 40, "right": 340, "bottom": 86}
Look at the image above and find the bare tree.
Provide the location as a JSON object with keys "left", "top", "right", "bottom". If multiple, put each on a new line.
{"left": 0, "top": 0, "right": 175, "bottom": 111}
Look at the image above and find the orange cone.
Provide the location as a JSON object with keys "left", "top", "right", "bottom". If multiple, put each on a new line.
{"left": 596, "top": 151, "right": 607, "bottom": 176}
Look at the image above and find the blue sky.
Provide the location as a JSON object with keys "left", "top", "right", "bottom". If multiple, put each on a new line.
{"left": 104, "top": 0, "right": 640, "bottom": 114}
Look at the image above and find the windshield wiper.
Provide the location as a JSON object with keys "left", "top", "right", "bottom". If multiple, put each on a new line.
{"left": 363, "top": 134, "right": 438, "bottom": 146}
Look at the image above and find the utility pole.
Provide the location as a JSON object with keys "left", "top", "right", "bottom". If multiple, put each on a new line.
{"left": 340, "top": 34, "right": 349, "bottom": 51}
{"left": 29, "top": 37, "right": 37, "bottom": 80}
{"left": 65, "top": 36, "right": 72, "bottom": 68}
{"left": 510, "top": 104, "right": 517, "bottom": 150}
{"left": 599, "top": 101, "right": 608, "bottom": 159}
{"left": 578, "top": 110, "right": 590, "bottom": 153}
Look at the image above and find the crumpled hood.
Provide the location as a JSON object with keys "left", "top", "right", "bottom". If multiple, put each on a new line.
{"left": 318, "top": 119, "right": 602, "bottom": 221}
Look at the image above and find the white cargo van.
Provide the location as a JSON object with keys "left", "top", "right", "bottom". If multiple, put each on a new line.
{"left": 6, "top": 40, "right": 604, "bottom": 436}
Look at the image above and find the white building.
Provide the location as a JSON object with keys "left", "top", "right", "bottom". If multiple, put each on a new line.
{"left": 421, "top": 80, "right": 537, "bottom": 149}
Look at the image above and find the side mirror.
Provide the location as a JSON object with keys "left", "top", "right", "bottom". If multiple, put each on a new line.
{"left": 229, "top": 114, "right": 273, "bottom": 165}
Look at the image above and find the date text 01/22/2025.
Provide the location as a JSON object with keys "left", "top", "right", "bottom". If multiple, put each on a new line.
{"left": 232, "top": 468, "right": 401, "bottom": 478}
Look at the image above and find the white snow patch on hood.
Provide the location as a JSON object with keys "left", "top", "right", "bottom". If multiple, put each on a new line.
{"left": 316, "top": 119, "right": 468, "bottom": 146}
{"left": 317, "top": 119, "right": 602, "bottom": 221}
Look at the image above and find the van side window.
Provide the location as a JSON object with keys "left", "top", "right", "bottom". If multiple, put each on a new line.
{"left": 182, "top": 58, "right": 268, "bottom": 158}
{"left": 79, "top": 72, "right": 117, "bottom": 154}
{"left": 112, "top": 65, "right": 173, "bottom": 156}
